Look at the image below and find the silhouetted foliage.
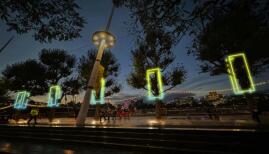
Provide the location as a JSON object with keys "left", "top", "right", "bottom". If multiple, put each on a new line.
{"left": 78, "top": 49, "right": 121, "bottom": 97}
{"left": 188, "top": 0, "right": 269, "bottom": 87}
{"left": 2, "top": 49, "right": 76, "bottom": 97}
{"left": 113, "top": 0, "right": 199, "bottom": 42}
{"left": 0, "top": 0, "right": 85, "bottom": 42}
{"left": 127, "top": 29, "right": 186, "bottom": 96}
{"left": 62, "top": 77, "right": 82, "bottom": 102}
{"left": 39, "top": 49, "right": 76, "bottom": 85}
{"left": 0, "top": 78, "right": 9, "bottom": 103}
{"left": 2, "top": 60, "right": 48, "bottom": 95}
{"left": 116, "top": 0, "right": 269, "bottom": 89}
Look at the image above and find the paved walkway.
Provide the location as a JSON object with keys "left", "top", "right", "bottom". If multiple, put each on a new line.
{"left": 0, "top": 139, "right": 142, "bottom": 154}
{"left": 6, "top": 114, "right": 269, "bottom": 130}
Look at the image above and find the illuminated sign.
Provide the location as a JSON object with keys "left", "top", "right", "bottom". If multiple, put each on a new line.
{"left": 14, "top": 91, "right": 30, "bottom": 109}
{"left": 47, "top": 85, "right": 62, "bottom": 107}
{"left": 225, "top": 53, "right": 255, "bottom": 95}
{"left": 146, "top": 68, "right": 164, "bottom": 100}
{"left": 90, "top": 78, "right": 106, "bottom": 105}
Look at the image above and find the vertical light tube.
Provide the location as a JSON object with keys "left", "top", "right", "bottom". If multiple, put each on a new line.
{"left": 47, "top": 85, "right": 62, "bottom": 107}
{"left": 226, "top": 53, "right": 256, "bottom": 95}
{"left": 90, "top": 78, "right": 106, "bottom": 105}
{"left": 14, "top": 91, "right": 30, "bottom": 110}
{"left": 146, "top": 68, "right": 164, "bottom": 100}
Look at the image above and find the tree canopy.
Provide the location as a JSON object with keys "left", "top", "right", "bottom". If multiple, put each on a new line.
{"left": 2, "top": 59, "right": 48, "bottom": 95}
{"left": 39, "top": 49, "right": 76, "bottom": 85}
{"left": 0, "top": 78, "right": 9, "bottom": 103}
{"left": 115, "top": 0, "right": 269, "bottom": 89}
{"left": 2, "top": 49, "right": 76, "bottom": 97}
{"left": 61, "top": 77, "right": 82, "bottom": 103}
{"left": 188, "top": 0, "right": 269, "bottom": 77}
{"left": 0, "top": 0, "right": 85, "bottom": 43}
{"left": 127, "top": 29, "right": 186, "bottom": 96}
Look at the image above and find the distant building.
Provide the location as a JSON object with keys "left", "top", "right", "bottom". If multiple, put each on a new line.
{"left": 205, "top": 91, "right": 223, "bottom": 102}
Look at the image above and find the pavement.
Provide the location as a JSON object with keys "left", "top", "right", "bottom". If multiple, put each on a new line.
{"left": 6, "top": 114, "right": 269, "bottom": 130}
{"left": 0, "top": 139, "right": 142, "bottom": 154}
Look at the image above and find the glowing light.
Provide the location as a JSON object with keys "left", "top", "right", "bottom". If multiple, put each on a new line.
{"left": 47, "top": 85, "right": 62, "bottom": 107}
{"left": 51, "top": 120, "right": 60, "bottom": 125}
{"left": 17, "top": 119, "right": 28, "bottom": 124}
{"left": 90, "top": 78, "right": 105, "bottom": 105}
{"left": 146, "top": 68, "right": 164, "bottom": 100}
{"left": 91, "top": 120, "right": 97, "bottom": 125}
{"left": 14, "top": 91, "right": 30, "bottom": 110}
{"left": 93, "top": 35, "right": 98, "bottom": 41}
{"left": 108, "top": 36, "right": 114, "bottom": 41}
{"left": 100, "top": 32, "right": 106, "bottom": 39}
{"left": 225, "top": 53, "right": 256, "bottom": 95}
{"left": 92, "top": 31, "right": 115, "bottom": 48}
{"left": 148, "top": 119, "right": 165, "bottom": 125}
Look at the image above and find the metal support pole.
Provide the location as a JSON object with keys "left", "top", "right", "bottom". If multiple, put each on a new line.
{"left": 76, "top": 40, "right": 106, "bottom": 126}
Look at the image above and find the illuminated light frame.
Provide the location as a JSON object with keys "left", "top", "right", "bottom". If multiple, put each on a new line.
{"left": 225, "top": 53, "right": 256, "bottom": 95}
{"left": 14, "top": 91, "right": 30, "bottom": 110}
{"left": 47, "top": 85, "right": 62, "bottom": 107}
{"left": 90, "top": 78, "right": 106, "bottom": 105}
{"left": 146, "top": 68, "right": 164, "bottom": 100}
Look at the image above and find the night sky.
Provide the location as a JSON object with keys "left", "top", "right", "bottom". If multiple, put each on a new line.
{"left": 0, "top": 0, "right": 268, "bottom": 103}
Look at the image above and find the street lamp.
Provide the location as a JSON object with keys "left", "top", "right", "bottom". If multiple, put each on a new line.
{"left": 76, "top": 6, "right": 116, "bottom": 126}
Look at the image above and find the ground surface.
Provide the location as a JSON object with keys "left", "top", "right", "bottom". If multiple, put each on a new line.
{"left": 7, "top": 115, "right": 269, "bottom": 129}
{"left": 0, "top": 140, "right": 145, "bottom": 154}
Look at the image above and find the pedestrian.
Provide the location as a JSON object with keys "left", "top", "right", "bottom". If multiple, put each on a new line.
{"left": 27, "top": 107, "right": 39, "bottom": 125}
{"left": 112, "top": 109, "right": 117, "bottom": 120}
{"left": 107, "top": 108, "right": 111, "bottom": 121}
{"left": 99, "top": 109, "right": 106, "bottom": 122}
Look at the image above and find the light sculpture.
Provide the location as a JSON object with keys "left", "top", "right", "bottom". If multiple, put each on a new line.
{"left": 146, "top": 68, "right": 164, "bottom": 100}
{"left": 14, "top": 91, "right": 30, "bottom": 110}
{"left": 225, "top": 53, "right": 255, "bottom": 95}
{"left": 90, "top": 78, "right": 106, "bottom": 105}
{"left": 47, "top": 85, "right": 62, "bottom": 107}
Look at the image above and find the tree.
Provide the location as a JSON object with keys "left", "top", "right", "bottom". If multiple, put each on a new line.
{"left": 188, "top": 0, "right": 269, "bottom": 85}
{"left": 186, "top": 0, "right": 269, "bottom": 122}
{"left": 113, "top": 0, "right": 206, "bottom": 42}
{"left": 78, "top": 49, "right": 121, "bottom": 97}
{"left": 0, "top": 0, "right": 85, "bottom": 43}
{"left": 2, "top": 60, "right": 48, "bottom": 95}
{"left": 127, "top": 29, "right": 186, "bottom": 118}
{"left": 39, "top": 49, "right": 76, "bottom": 85}
{"left": 0, "top": 78, "right": 9, "bottom": 104}
{"left": 62, "top": 77, "right": 82, "bottom": 103}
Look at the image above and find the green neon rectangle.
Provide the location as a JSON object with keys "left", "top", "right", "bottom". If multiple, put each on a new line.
{"left": 47, "top": 85, "right": 62, "bottom": 107}
{"left": 146, "top": 68, "right": 164, "bottom": 100}
{"left": 90, "top": 78, "right": 105, "bottom": 105}
{"left": 226, "top": 53, "right": 256, "bottom": 95}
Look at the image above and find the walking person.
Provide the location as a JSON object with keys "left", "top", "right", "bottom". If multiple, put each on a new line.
{"left": 99, "top": 108, "right": 106, "bottom": 122}
{"left": 107, "top": 108, "right": 111, "bottom": 121}
{"left": 27, "top": 107, "right": 39, "bottom": 125}
{"left": 112, "top": 109, "right": 117, "bottom": 120}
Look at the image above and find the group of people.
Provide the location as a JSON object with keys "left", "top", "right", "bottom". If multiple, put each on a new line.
{"left": 99, "top": 108, "right": 117, "bottom": 122}
{"left": 99, "top": 106, "right": 135, "bottom": 122}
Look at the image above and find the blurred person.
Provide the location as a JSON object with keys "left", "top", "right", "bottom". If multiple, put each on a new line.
{"left": 27, "top": 107, "right": 39, "bottom": 125}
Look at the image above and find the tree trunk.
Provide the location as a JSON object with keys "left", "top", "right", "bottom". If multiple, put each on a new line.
{"left": 48, "top": 108, "right": 55, "bottom": 123}
{"left": 95, "top": 104, "right": 101, "bottom": 120}
{"left": 155, "top": 100, "right": 162, "bottom": 119}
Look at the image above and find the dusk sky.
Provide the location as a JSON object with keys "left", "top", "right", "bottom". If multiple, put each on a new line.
{"left": 0, "top": 0, "right": 268, "bottom": 103}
